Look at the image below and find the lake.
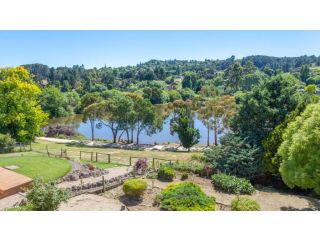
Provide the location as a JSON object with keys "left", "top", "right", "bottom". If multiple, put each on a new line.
{"left": 47, "top": 106, "right": 225, "bottom": 145}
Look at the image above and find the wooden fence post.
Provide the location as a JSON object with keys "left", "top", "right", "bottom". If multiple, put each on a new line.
{"left": 129, "top": 156, "right": 132, "bottom": 166}
{"left": 152, "top": 158, "right": 155, "bottom": 169}
{"left": 46, "top": 145, "right": 49, "bottom": 156}
{"left": 19, "top": 143, "right": 22, "bottom": 152}
{"left": 91, "top": 152, "right": 93, "bottom": 162}
{"left": 60, "top": 148, "right": 63, "bottom": 158}
{"left": 108, "top": 154, "right": 111, "bottom": 163}
{"left": 96, "top": 152, "right": 98, "bottom": 162}
{"left": 80, "top": 151, "right": 82, "bottom": 160}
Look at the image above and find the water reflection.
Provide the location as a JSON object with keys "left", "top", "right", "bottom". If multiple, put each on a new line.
{"left": 47, "top": 105, "right": 225, "bottom": 145}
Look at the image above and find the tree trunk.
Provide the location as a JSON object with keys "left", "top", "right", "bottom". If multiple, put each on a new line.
{"left": 136, "top": 121, "right": 140, "bottom": 145}
{"left": 90, "top": 118, "right": 95, "bottom": 141}
{"left": 207, "top": 121, "right": 210, "bottom": 147}
{"left": 213, "top": 125, "right": 218, "bottom": 146}
{"left": 118, "top": 130, "right": 124, "bottom": 142}
{"left": 130, "top": 128, "right": 134, "bottom": 143}
{"left": 125, "top": 129, "right": 130, "bottom": 144}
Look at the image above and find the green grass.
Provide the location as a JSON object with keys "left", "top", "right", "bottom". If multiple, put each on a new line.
{"left": 32, "top": 139, "right": 194, "bottom": 165}
{"left": 80, "top": 160, "right": 124, "bottom": 169}
{"left": 0, "top": 154, "right": 71, "bottom": 181}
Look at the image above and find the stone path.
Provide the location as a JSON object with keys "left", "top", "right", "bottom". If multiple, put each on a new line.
{"left": 0, "top": 193, "right": 26, "bottom": 210}
{"left": 59, "top": 194, "right": 127, "bottom": 211}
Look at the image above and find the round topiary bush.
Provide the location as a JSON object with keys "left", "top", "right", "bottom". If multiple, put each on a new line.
{"left": 231, "top": 197, "right": 261, "bottom": 211}
{"left": 157, "top": 165, "right": 176, "bottom": 181}
{"left": 123, "top": 178, "right": 147, "bottom": 199}
{"left": 159, "top": 182, "right": 216, "bottom": 211}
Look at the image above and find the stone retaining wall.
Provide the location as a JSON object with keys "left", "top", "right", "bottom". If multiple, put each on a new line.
{"left": 65, "top": 172, "right": 133, "bottom": 196}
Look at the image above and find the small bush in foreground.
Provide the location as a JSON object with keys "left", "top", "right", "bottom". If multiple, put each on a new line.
{"left": 231, "top": 196, "right": 260, "bottom": 211}
{"left": 0, "top": 133, "right": 16, "bottom": 153}
{"left": 159, "top": 182, "right": 216, "bottom": 211}
{"left": 157, "top": 165, "right": 176, "bottom": 181}
{"left": 123, "top": 178, "right": 147, "bottom": 199}
{"left": 26, "top": 178, "right": 70, "bottom": 211}
{"left": 181, "top": 172, "right": 188, "bottom": 180}
{"left": 212, "top": 174, "right": 255, "bottom": 194}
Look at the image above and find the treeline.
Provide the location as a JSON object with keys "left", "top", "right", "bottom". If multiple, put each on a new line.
{"left": 24, "top": 55, "right": 320, "bottom": 88}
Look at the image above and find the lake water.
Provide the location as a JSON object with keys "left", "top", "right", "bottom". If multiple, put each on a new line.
{"left": 47, "top": 107, "right": 225, "bottom": 145}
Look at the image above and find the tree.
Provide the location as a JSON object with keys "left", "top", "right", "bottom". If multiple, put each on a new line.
{"left": 96, "top": 92, "right": 134, "bottom": 143}
{"left": 278, "top": 103, "right": 320, "bottom": 194}
{"left": 231, "top": 73, "right": 300, "bottom": 146}
{"left": 204, "top": 133, "right": 260, "bottom": 179}
{"left": 40, "top": 86, "right": 68, "bottom": 118}
{"left": 224, "top": 62, "right": 244, "bottom": 91}
{"left": 171, "top": 114, "right": 200, "bottom": 152}
{"left": 83, "top": 103, "right": 100, "bottom": 141}
{"left": 182, "top": 71, "right": 198, "bottom": 90}
{"left": 261, "top": 93, "right": 319, "bottom": 174}
{"left": 198, "top": 95, "right": 236, "bottom": 146}
{"left": 300, "top": 65, "right": 310, "bottom": 82}
{"left": 80, "top": 92, "right": 103, "bottom": 141}
{"left": 127, "top": 93, "right": 157, "bottom": 144}
{"left": 0, "top": 67, "right": 48, "bottom": 142}
{"left": 143, "top": 87, "right": 166, "bottom": 104}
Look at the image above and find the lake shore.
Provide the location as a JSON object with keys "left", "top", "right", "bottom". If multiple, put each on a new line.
{"left": 36, "top": 137, "right": 210, "bottom": 152}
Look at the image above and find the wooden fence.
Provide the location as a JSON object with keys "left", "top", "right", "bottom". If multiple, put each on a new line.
{"left": 40, "top": 145, "right": 178, "bottom": 168}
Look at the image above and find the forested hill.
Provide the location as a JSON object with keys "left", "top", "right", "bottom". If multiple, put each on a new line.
{"left": 23, "top": 55, "right": 320, "bottom": 86}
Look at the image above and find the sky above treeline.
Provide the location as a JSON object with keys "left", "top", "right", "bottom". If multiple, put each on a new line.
{"left": 0, "top": 30, "right": 319, "bottom": 68}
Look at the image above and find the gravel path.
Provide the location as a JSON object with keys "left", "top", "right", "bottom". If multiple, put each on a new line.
{"left": 36, "top": 137, "right": 79, "bottom": 144}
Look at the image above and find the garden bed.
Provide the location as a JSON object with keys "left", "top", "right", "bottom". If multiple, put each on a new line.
{"left": 101, "top": 172, "right": 320, "bottom": 211}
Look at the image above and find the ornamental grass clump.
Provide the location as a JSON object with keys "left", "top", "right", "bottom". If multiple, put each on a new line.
{"left": 123, "top": 178, "right": 147, "bottom": 199}
{"left": 212, "top": 174, "right": 255, "bottom": 194}
{"left": 159, "top": 182, "right": 216, "bottom": 211}
{"left": 231, "top": 196, "right": 261, "bottom": 211}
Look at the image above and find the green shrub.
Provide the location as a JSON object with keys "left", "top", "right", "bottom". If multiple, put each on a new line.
{"left": 191, "top": 153, "right": 205, "bottom": 161}
{"left": 157, "top": 165, "right": 176, "bottom": 181}
{"left": 169, "top": 161, "right": 204, "bottom": 174}
{"left": 123, "top": 178, "right": 147, "bottom": 199}
{"left": 212, "top": 174, "right": 255, "bottom": 194}
{"left": 0, "top": 133, "right": 16, "bottom": 153}
{"left": 159, "top": 182, "right": 216, "bottom": 211}
{"left": 181, "top": 172, "right": 188, "bottom": 180}
{"left": 231, "top": 196, "right": 260, "bottom": 211}
{"left": 26, "top": 178, "right": 70, "bottom": 211}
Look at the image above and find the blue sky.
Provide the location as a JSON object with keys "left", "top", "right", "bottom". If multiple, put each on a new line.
{"left": 0, "top": 31, "right": 319, "bottom": 68}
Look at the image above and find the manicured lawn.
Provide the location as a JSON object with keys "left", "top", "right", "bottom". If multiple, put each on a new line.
{"left": 0, "top": 154, "right": 71, "bottom": 181}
